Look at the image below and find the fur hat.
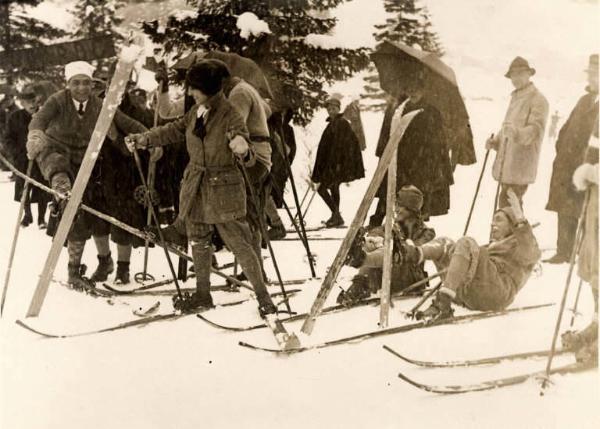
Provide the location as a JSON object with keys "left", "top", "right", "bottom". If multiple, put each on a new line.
{"left": 504, "top": 56, "right": 535, "bottom": 78}
{"left": 396, "top": 185, "right": 424, "bottom": 213}
{"left": 186, "top": 59, "right": 231, "bottom": 96}
{"left": 65, "top": 61, "right": 95, "bottom": 82}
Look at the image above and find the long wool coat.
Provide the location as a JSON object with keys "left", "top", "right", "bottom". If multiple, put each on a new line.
{"left": 377, "top": 100, "right": 454, "bottom": 217}
{"left": 144, "top": 92, "right": 251, "bottom": 225}
{"left": 489, "top": 83, "right": 549, "bottom": 185}
{"left": 546, "top": 90, "right": 599, "bottom": 217}
{"left": 311, "top": 114, "right": 365, "bottom": 187}
{"left": 5, "top": 108, "right": 50, "bottom": 204}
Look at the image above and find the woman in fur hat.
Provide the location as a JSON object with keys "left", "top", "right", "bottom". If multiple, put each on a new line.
{"left": 125, "top": 60, "right": 279, "bottom": 316}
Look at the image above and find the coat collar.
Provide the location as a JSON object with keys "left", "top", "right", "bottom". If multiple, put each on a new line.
{"left": 511, "top": 82, "right": 536, "bottom": 98}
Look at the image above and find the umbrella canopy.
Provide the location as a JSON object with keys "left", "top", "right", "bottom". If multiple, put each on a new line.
{"left": 172, "top": 50, "right": 274, "bottom": 101}
{"left": 371, "top": 40, "right": 476, "bottom": 166}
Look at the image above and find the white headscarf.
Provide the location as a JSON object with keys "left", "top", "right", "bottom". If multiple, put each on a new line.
{"left": 65, "top": 61, "right": 95, "bottom": 82}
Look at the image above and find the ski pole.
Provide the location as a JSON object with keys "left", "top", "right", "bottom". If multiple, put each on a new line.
{"left": 541, "top": 189, "right": 590, "bottom": 391}
{"left": 301, "top": 187, "right": 318, "bottom": 220}
{"left": 569, "top": 278, "right": 584, "bottom": 327}
{"left": 406, "top": 281, "right": 443, "bottom": 319}
{"left": 238, "top": 160, "right": 292, "bottom": 314}
{"left": 132, "top": 148, "right": 183, "bottom": 300}
{"left": 490, "top": 137, "right": 508, "bottom": 240}
{"left": 1, "top": 161, "right": 34, "bottom": 317}
{"left": 297, "top": 186, "right": 310, "bottom": 215}
{"left": 464, "top": 147, "right": 491, "bottom": 235}
{"left": 271, "top": 180, "right": 317, "bottom": 278}
{"left": 137, "top": 100, "right": 161, "bottom": 284}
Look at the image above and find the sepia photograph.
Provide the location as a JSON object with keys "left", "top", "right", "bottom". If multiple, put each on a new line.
{"left": 0, "top": 0, "right": 598, "bottom": 427}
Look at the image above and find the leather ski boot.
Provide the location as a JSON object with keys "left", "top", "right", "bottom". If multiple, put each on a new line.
{"left": 562, "top": 320, "right": 598, "bottom": 352}
{"left": 267, "top": 224, "right": 287, "bottom": 240}
{"left": 337, "top": 275, "right": 371, "bottom": 307}
{"left": 172, "top": 288, "right": 214, "bottom": 313}
{"left": 114, "top": 261, "right": 130, "bottom": 285}
{"left": 325, "top": 212, "right": 344, "bottom": 228}
{"left": 415, "top": 291, "right": 454, "bottom": 321}
{"left": 257, "top": 294, "right": 278, "bottom": 318}
{"left": 90, "top": 253, "right": 114, "bottom": 282}
{"left": 68, "top": 263, "right": 96, "bottom": 292}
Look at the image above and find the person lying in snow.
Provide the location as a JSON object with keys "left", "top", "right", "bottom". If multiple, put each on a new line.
{"left": 398, "top": 189, "right": 541, "bottom": 321}
{"left": 339, "top": 185, "right": 435, "bottom": 307}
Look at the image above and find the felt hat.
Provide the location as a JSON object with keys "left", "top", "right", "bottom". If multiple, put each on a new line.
{"left": 504, "top": 56, "right": 535, "bottom": 78}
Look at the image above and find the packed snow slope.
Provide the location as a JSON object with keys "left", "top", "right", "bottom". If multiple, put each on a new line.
{"left": 1, "top": 0, "right": 599, "bottom": 428}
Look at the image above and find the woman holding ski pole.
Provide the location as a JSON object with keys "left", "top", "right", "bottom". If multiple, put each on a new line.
{"left": 125, "top": 60, "right": 279, "bottom": 317}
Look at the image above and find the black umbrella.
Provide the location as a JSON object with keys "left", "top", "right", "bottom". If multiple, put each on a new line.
{"left": 371, "top": 40, "right": 475, "bottom": 166}
{"left": 172, "top": 50, "right": 274, "bottom": 101}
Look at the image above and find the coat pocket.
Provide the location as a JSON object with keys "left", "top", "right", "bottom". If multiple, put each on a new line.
{"left": 201, "top": 167, "right": 247, "bottom": 223}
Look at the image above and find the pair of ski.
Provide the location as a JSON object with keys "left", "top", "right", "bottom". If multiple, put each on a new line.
{"left": 101, "top": 276, "right": 315, "bottom": 297}
{"left": 383, "top": 345, "right": 594, "bottom": 394}
{"left": 15, "top": 288, "right": 300, "bottom": 339}
{"left": 237, "top": 303, "right": 554, "bottom": 354}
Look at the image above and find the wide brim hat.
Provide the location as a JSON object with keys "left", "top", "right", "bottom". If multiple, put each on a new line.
{"left": 325, "top": 97, "right": 341, "bottom": 108}
{"left": 17, "top": 85, "right": 36, "bottom": 100}
{"left": 504, "top": 56, "right": 536, "bottom": 78}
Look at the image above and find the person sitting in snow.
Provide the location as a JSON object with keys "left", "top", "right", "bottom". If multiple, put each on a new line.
{"left": 339, "top": 185, "right": 435, "bottom": 306}
{"left": 561, "top": 118, "right": 598, "bottom": 367}
{"left": 397, "top": 189, "right": 541, "bottom": 321}
{"left": 311, "top": 96, "right": 365, "bottom": 228}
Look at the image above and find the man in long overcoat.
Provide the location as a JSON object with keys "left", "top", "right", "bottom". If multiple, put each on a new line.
{"left": 545, "top": 54, "right": 598, "bottom": 264}
{"left": 486, "top": 56, "right": 549, "bottom": 209}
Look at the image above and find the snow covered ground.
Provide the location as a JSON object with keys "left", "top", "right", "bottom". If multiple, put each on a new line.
{"left": 2, "top": 1, "right": 599, "bottom": 428}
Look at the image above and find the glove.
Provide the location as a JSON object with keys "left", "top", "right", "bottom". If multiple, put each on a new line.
{"left": 573, "top": 163, "right": 598, "bottom": 191}
{"left": 485, "top": 134, "right": 498, "bottom": 150}
{"left": 149, "top": 146, "right": 163, "bottom": 163}
{"left": 506, "top": 189, "right": 525, "bottom": 223}
{"left": 125, "top": 133, "right": 150, "bottom": 152}
{"left": 26, "top": 130, "right": 46, "bottom": 160}
{"left": 364, "top": 236, "right": 384, "bottom": 252}
{"left": 229, "top": 135, "right": 249, "bottom": 157}
{"left": 51, "top": 172, "right": 71, "bottom": 198}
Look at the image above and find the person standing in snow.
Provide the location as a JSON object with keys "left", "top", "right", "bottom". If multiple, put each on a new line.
{"left": 486, "top": 56, "right": 549, "bottom": 209}
{"left": 26, "top": 61, "right": 148, "bottom": 290}
{"left": 338, "top": 185, "right": 435, "bottom": 306}
{"left": 5, "top": 82, "right": 54, "bottom": 229}
{"left": 370, "top": 78, "right": 454, "bottom": 226}
{"left": 311, "top": 96, "right": 365, "bottom": 228}
{"left": 545, "top": 54, "right": 598, "bottom": 264}
{"left": 125, "top": 60, "right": 279, "bottom": 317}
{"left": 398, "top": 189, "right": 541, "bottom": 321}
{"left": 561, "top": 117, "right": 599, "bottom": 366}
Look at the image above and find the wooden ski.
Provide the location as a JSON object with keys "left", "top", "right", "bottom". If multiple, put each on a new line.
{"left": 26, "top": 43, "right": 143, "bottom": 317}
{"left": 301, "top": 103, "right": 421, "bottom": 335}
